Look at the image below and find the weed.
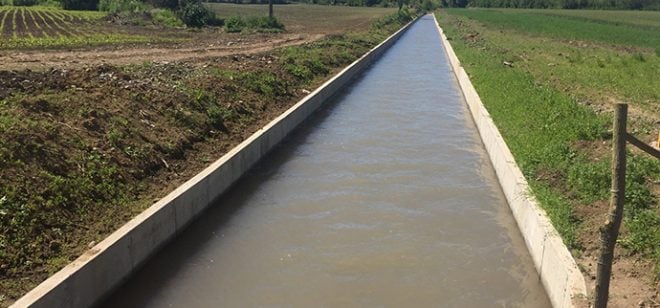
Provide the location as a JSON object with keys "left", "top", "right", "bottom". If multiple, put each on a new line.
{"left": 151, "top": 8, "right": 183, "bottom": 28}
{"left": 106, "top": 128, "right": 124, "bottom": 147}
{"left": 223, "top": 15, "right": 283, "bottom": 33}
{"left": 238, "top": 72, "right": 288, "bottom": 97}
{"left": 207, "top": 105, "right": 232, "bottom": 130}
{"left": 223, "top": 15, "right": 244, "bottom": 33}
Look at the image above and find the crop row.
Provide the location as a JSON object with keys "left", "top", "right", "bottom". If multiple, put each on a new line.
{"left": 0, "top": 7, "right": 103, "bottom": 39}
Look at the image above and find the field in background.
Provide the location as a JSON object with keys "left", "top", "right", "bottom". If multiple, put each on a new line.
{"left": 539, "top": 9, "right": 660, "bottom": 28}
{"left": 445, "top": 8, "right": 660, "bottom": 116}
{"left": 0, "top": 6, "right": 163, "bottom": 49}
{"left": 436, "top": 9, "right": 659, "bottom": 306}
{"left": 207, "top": 3, "right": 396, "bottom": 34}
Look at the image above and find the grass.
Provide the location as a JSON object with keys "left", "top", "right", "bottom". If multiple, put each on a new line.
{"left": 445, "top": 8, "right": 660, "bottom": 116}
{"left": 436, "top": 9, "right": 660, "bottom": 276}
{"left": 0, "top": 33, "right": 161, "bottom": 49}
{"left": 446, "top": 9, "right": 660, "bottom": 49}
{"left": 207, "top": 3, "right": 396, "bottom": 34}
{"left": 224, "top": 15, "right": 284, "bottom": 33}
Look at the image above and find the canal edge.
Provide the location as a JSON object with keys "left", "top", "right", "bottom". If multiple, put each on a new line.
{"left": 431, "top": 13, "right": 588, "bottom": 308}
{"left": 10, "top": 16, "right": 422, "bottom": 308}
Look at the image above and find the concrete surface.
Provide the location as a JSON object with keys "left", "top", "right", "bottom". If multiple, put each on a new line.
{"left": 432, "top": 14, "right": 588, "bottom": 308}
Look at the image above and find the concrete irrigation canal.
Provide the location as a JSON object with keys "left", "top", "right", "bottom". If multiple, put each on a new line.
{"left": 96, "top": 16, "right": 552, "bottom": 307}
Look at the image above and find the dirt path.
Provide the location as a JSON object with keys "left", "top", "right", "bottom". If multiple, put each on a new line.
{"left": 0, "top": 33, "right": 323, "bottom": 70}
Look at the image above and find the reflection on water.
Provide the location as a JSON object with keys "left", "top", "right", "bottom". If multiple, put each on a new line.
{"left": 103, "top": 15, "right": 551, "bottom": 308}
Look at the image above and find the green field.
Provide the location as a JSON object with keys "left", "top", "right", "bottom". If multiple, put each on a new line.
{"left": 207, "top": 3, "right": 396, "bottom": 33}
{"left": 436, "top": 8, "right": 660, "bottom": 278}
{"left": 0, "top": 6, "right": 170, "bottom": 49}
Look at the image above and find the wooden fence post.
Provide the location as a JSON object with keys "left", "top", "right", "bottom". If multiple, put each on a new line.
{"left": 594, "top": 103, "right": 627, "bottom": 308}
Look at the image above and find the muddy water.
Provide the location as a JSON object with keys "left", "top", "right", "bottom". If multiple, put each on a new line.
{"left": 103, "top": 16, "right": 551, "bottom": 307}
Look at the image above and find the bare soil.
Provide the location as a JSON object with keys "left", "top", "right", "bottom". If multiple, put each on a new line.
{"left": 569, "top": 140, "right": 660, "bottom": 308}
{"left": 574, "top": 200, "right": 660, "bottom": 308}
{"left": 0, "top": 32, "right": 322, "bottom": 71}
{"left": 1, "top": 10, "right": 13, "bottom": 38}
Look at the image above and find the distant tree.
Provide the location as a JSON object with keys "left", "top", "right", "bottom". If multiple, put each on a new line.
{"left": 62, "top": 0, "right": 99, "bottom": 10}
{"left": 269, "top": 0, "right": 273, "bottom": 17}
{"left": 13, "top": 0, "right": 38, "bottom": 6}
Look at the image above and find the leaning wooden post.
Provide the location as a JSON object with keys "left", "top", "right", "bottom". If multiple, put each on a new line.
{"left": 594, "top": 103, "right": 627, "bottom": 308}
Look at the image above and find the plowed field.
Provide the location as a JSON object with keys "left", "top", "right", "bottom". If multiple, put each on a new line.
{"left": 0, "top": 6, "right": 154, "bottom": 49}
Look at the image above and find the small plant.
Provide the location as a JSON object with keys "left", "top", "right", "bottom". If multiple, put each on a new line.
{"left": 224, "top": 15, "right": 284, "bottom": 33}
{"left": 239, "top": 72, "right": 288, "bottom": 97}
{"left": 245, "top": 16, "right": 284, "bottom": 32}
{"left": 207, "top": 105, "right": 232, "bottom": 130}
{"left": 224, "top": 15, "right": 244, "bottom": 33}
{"left": 151, "top": 8, "right": 183, "bottom": 27}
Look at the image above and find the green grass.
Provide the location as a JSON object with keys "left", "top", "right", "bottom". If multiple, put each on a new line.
{"left": 436, "top": 10, "right": 660, "bottom": 275}
{"left": 446, "top": 9, "right": 660, "bottom": 49}
{"left": 540, "top": 9, "right": 660, "bottom": 29}
{"left": 0, "top": 33, "right": 162, "bottom": 49}
{"left": 207, "top": 3, "right": 396, "bottom": 34}
{"left": 224, "top": 15, "right": 284, "bottom": 33}
{"left": 443, "top": 8, "right": 660, "bottom": 115}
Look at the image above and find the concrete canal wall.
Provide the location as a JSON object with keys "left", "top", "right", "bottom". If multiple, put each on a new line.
{"left": 432, "top": 14, "right": 587, "bottom": 308}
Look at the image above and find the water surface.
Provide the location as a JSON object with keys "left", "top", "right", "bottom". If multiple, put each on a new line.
{"left": 103, "top": 15, "right": 551, "bottom": 307}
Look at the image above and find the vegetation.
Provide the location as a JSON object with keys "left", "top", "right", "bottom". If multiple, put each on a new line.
{"left": 61, "top": 0, "right": 99, "bottom": 10}
{"left": 0, "top": 6, "right": 178, "bottom": 49}
{"left": 99, "top": 0, "right": 148, "bottom": 13}
{"left": 224, "top": 14, "right": 283, "bottom": 32}
{"left": 177, "top": 0, "right": 219, "bottom": 27}
{"left": 462, "top": 0, "right": 659, "bottom": 10}
{"left": 151, "top": 7, "right": 183, "bottom": 27}
{"left": 436, "top": 9, "right": 659, "bottom": 275}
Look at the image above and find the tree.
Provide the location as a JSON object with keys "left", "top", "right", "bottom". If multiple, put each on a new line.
{"left": 269, "top": 0, "right": 273, "bottom": 18}
{"left": 62, "top": 0, "right": 99, "bottom": 10}
{"left": 398, "top": 0, "right": 406, "bottom": 10}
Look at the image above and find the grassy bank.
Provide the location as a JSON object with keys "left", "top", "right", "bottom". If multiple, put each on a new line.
{"left": 0, "top": 10, "right": 413, "bottom": 306}
{"left": 435, "top": 8, "right": 659, "bottom": 295}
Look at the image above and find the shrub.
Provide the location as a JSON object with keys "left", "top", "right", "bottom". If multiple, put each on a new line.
{"left": 146, "top": 0, "right": 178, "bottom": 9}
{"left": 99, "top": 0, "right": 149, "bottom": 13}
{"left": 13, "top": 0, "right": 38, "bottom": 6}
{"left": 152, "top": 8, "right": 184, "bottom": 27}
{"left": 225, "top": 15, "right": 284, "bottom": 33}
{"left": 246, "top": 16, "right": 284, "bottom": 31}
{"left": 224, "top": 15, "right": 245, "bottom": 32}
{"left": 177, "top": 0, "right": 215, "bottom": 28}
{"left": 62, "top": 0, "right": 99, "bottom": 10}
